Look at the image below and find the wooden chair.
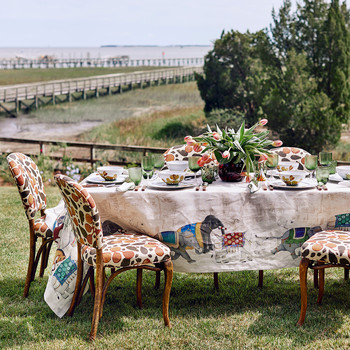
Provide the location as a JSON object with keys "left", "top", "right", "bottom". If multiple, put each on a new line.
{"left": 54, "top": 174, "right": 173, "bottom": 340}
{"left": 297, "top": 228, "right": 350, "bottom": 326}
{"left": 7, "top": 153, "right": 55, "bottom": 297}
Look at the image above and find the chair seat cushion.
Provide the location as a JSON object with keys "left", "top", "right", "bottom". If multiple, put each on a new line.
{"left": 301, "top": 230, "right": 350, "bottom": 265}
{"left": 81, "top": 232, "right": 171, "bottom": 268}
{"left": 33, "top": 216, "right": 53, "bottom": 238}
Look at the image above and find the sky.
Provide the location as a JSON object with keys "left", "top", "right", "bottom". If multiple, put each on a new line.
{"left": 0, "top": 0, "right": 294, "bottom": 47}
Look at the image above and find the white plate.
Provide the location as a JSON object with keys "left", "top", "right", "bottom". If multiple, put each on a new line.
{"left": 270, "top": 179, "right": 316, "bottom": 190}
{"left": 148, "top": 181, "right": 196, "bottom": 190}
{"left": 86, "top": 174, "right": 127, "bottom": 184}
{"left": 338, "top": 180, "right": 350, "bottom": 187}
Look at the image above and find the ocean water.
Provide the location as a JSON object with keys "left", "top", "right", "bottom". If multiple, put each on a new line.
{"left": 0, "top": 46, "right": 212, "bottom": 60}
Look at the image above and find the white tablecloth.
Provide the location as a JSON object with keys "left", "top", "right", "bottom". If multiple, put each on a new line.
{"left": 87, "top": 179, "right": 350, "bottom": 273}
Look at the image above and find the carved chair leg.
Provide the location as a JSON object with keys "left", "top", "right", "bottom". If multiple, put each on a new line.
{"left": 89, "top": 251, "right": 103, "bottom": 341}
{"left": 24, "top": 227, "right": 36, "bottom": 297}
{"left": 155, "top": 270, "right": 161, "bottom": 290}
{"left": 317, "top": 268, "right": 325, "bottom": 305}
{"left": 162, "top": 260, "right": 173, "bottom": 328}
{"left": 213, "top": 272, "right": 219, "bottom": 290}
{"left": 136, "top": 269, "right": 143, "bottom": 309}
{"left": 89, "top": 268, "right": 95, "bottom": 299}
{"left": 313, "top": 269, "right": 319, "bottom": 289}
{"left": 297, "top": 258, "right": 309, "bottom": 326}
{"left": 258, "top": 270, "right": 263, "bottom": 288}
{"left": 344, "top": 268, "right": 349, "bottom": 281}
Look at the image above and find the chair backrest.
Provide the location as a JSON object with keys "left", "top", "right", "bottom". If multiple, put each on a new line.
{"left": 164, "top": 144, "right": 202, "bottom": 162}
{"left": 270, "top": 147, "right": 310, "bottom": 171}
{"left": 7, "top": 153, "right": 47, "bottom": 220}
{"left": 54, "top": 174, "right": 103, "bottom": 249}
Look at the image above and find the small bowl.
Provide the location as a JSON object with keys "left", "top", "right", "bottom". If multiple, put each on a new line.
{"left": 336, "top": 166, "right": 350, "bottom": 180}
{"left": 166, "top": 160, "right": 188, "bottom": 172}
{"left": 97, "top": 166, "right": 124, "bottom": 181}
{"left": 276, "top": 161, "right": 299, "bottom": 172}
{"left": 278, "top": 170, "right": 308, "bottom": 186}
{"left": 159, "top": 170, "right": 186, "bottom": 185}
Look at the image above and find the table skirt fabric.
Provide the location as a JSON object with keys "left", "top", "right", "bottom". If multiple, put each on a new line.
{"left": 87, "top": 181, "right": 350, "bottom": 273}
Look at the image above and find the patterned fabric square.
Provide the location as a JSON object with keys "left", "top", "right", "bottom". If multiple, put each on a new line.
{"left": 223, "top": 232, "right": 244, "bottom": 248}
{"left": 53, "top": 256, "right": 77, "bottom": 285}
{"left": 335, "top": 213, "right": 350, "bottom": 228}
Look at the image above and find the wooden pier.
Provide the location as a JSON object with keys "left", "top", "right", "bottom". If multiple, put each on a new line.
{"left": 0, "top": 66, "right": 203, "bottom": 117}
{"left": 0, "top": 57, "right": 204, "bottom": 70}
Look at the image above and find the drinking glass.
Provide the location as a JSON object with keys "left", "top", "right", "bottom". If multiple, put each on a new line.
{"left": 201, "top": 165, "right": 215, "bottom": 184}
{"left": 305, "top": 155, "right": 318, "bottom": 178}
{"left": 266, "top": 153, "right": 279, "bottom": 179}
{"left": 141, "top": 156, "right": 154, "bottom": 185}
{"left": 319, "top": 152, "right": 332, "bottom": 166}
{"left": 329, "top": 160, "right": 337, "bottom": 175}
{"left": 128, "top": 167, "right": 142, "bottom": 186}
{"left": 188, "top": 156, "right": 201, "bottom": 185}
{"left": 316, "top": 165, "right": 330, "bottom": 186}
{"left": 152, "top": 153, "right": 165, "bottom": 179}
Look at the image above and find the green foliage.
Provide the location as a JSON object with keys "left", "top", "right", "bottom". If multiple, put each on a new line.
{"left": 205, "top": 109, "right": 245, "bottom": 131}
{"left": 197, "top": 0, "right": 350, "bottom": 153}
{"left": 153, "top": 121, "right": 194, "bottom": 140}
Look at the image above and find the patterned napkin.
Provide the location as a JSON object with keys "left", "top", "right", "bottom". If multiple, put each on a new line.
{"left": 116, "top": 182, "right": 135, "bottom": 191}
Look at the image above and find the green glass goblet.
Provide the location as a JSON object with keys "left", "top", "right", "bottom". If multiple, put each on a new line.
{"left": 266, "top": 153, "right": 279, "bottom": 179}
{"left": 305, "top": 155, "right": 318, "bottom": 178}
{"left": 319, "top": 152, "right": 332, "bottom": 166}
{"left": 201, "top": 165, "right": 215, "bottom": 184}
{"left": 316, "top": 165, "right": 330, "bottom": 186}
{"left": 128, "top": 167, "right": 142, "bottom": 186}
{"left": 188, "top": 156, "right": 201, "bottom": 185}
{"left": 152, "top": 153, "right": 165, "bottom": 179}
{"left": 141, "top": 155, "right": 154, "bottom": 186}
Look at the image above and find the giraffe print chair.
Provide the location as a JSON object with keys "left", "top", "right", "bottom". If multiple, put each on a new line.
{"left": 298, "top": 213, "right": 350, "bottom": 326}
{"left": 54, "top": 174, "right": 173, "bottom": 341}
{"left": 270, "top": 147, "right": 310, "bottom": 171}
{"left": 7, "top": 153, "right": 55, "bottom": 297}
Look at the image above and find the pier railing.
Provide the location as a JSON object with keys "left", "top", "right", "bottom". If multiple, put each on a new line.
{"left": 0, "top": 66, "right": 203, "bottom": 116}
{"left": 0, "top": 57, "right": 204, "bottom": 70}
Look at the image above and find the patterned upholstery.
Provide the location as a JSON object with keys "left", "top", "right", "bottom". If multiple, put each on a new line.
{"left": 164, "top": 144, "right": 202, "bottom": 162}
{"left": 301, "top": 231, "right": 350, "bottom": 265}
{"left": 55, "top": 175, "right": 171, "bottom": 267}
{"left": 7, "top": 152, "right": 54, "bottom": 297}
{"left": 271, "top": 147, "right": 310, "bottom": 171}
{"left": 7, "top": 153, "right": 47, "bottom": 219}
{"left": 54, "top": 174, "right": 173, "bottom": 340}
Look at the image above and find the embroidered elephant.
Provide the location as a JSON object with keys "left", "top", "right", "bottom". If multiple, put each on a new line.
{"left": 271, "top": 226, "right": 322, "bottom": 259}
{"left": 155, "top": 215, "right": 225, "bottom": 263}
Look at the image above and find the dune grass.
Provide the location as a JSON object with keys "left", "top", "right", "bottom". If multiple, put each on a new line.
{"left": 0, "top": 67, "right": 163, "bottom": 86}
{"left": 2, "top": 186, "right": 350, "bottom": 349}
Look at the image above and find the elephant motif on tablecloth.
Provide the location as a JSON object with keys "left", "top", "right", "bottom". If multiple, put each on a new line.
{"left": 155, "top": 215, "right": 225, "bottom": 263}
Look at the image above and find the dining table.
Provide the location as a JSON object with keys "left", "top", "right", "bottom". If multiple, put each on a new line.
{"left": 84, "top": 174, "right": 350, "bottom": 273}
{"left": 44, "top": 171, "right": 350, "bottom": 317}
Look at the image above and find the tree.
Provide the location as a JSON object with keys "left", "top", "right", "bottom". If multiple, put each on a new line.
{"left": 196, "top": 30, "right": 274, "bottom": 126}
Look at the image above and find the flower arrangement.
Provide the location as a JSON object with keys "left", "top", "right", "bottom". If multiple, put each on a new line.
{"left": 184, "top": 119, "right": 282, "bottom": 176}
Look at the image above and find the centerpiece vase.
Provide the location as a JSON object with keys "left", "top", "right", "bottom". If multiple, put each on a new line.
{"left": 218, "top": 160, "right": 244, "bottom": 182}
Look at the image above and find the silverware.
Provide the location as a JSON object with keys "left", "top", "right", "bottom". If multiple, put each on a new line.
{"left": 82, "top": 183, "right": 117, "bottom": 188}
{"left": 134, "top": 186, "right": 140, "bottom": 191}
{"left": 268, "top": 185, "right": 274, "bottom": 191}
{"left": 202, "top": 183, "right": 208, "bottom": 191}
{"left": 195, "top": 185, "right": 200, "bottom": 191}
{"left": 323, "top": 185, "right": 328, "bottom": 191}
{"left": 316, "top": 185, "right": 322, "bottom": 191}
{"left": 141, "top": 185, "right": 147, "bottom": 191}
{"left": 262, "top": 183, "right": 268, "bottom": 191}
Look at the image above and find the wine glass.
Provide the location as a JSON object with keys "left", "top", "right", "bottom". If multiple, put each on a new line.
{"left": 188, "top": 156, "right": 201, "bottom": 186}
{"left": 152, "top": 153, "right": 165, "bottom": 179}
{"left": 128, "top": 167, "right": 142, "bottom": 186}
{"left": 316, "top": 165, "right": 330, "bottom": 186}
{"left": 266, "top": 153, "right": 279, "bottom": 179}
{"left": 305, "top": 155, "right": 318, "bottom": 179}
{"left": 141, "top": 156, "right": 154, "bottom": 186}
{"left": 319, "top": 152, "right": 332, "bottom": 166}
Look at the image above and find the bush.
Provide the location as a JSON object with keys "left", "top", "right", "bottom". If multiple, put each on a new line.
{"left": 153, "top": 121, "right": 194, "bottom": 140}
{"left": 205, "top": 109, "right": 246, "bottom": 131}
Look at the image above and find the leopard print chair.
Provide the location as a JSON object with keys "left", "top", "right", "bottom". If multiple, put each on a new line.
{"left": 54, "top": 174, "right": 173, "bottom": 341}
{"left": 270, "top": 147, "right": 310, "bottom": 171}
{"left": 7, "top": 153, "right": 55, "bottom": 297}
{"left": 297, "top": 213, "right": 350, "bottom": 326}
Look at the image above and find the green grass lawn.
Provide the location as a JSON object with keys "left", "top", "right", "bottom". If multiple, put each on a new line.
{"left": 0, "top": 67, "right": 165, "bottom": 86}
{"left": 2, "top": 186, "right": 350, "bottom": 349}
